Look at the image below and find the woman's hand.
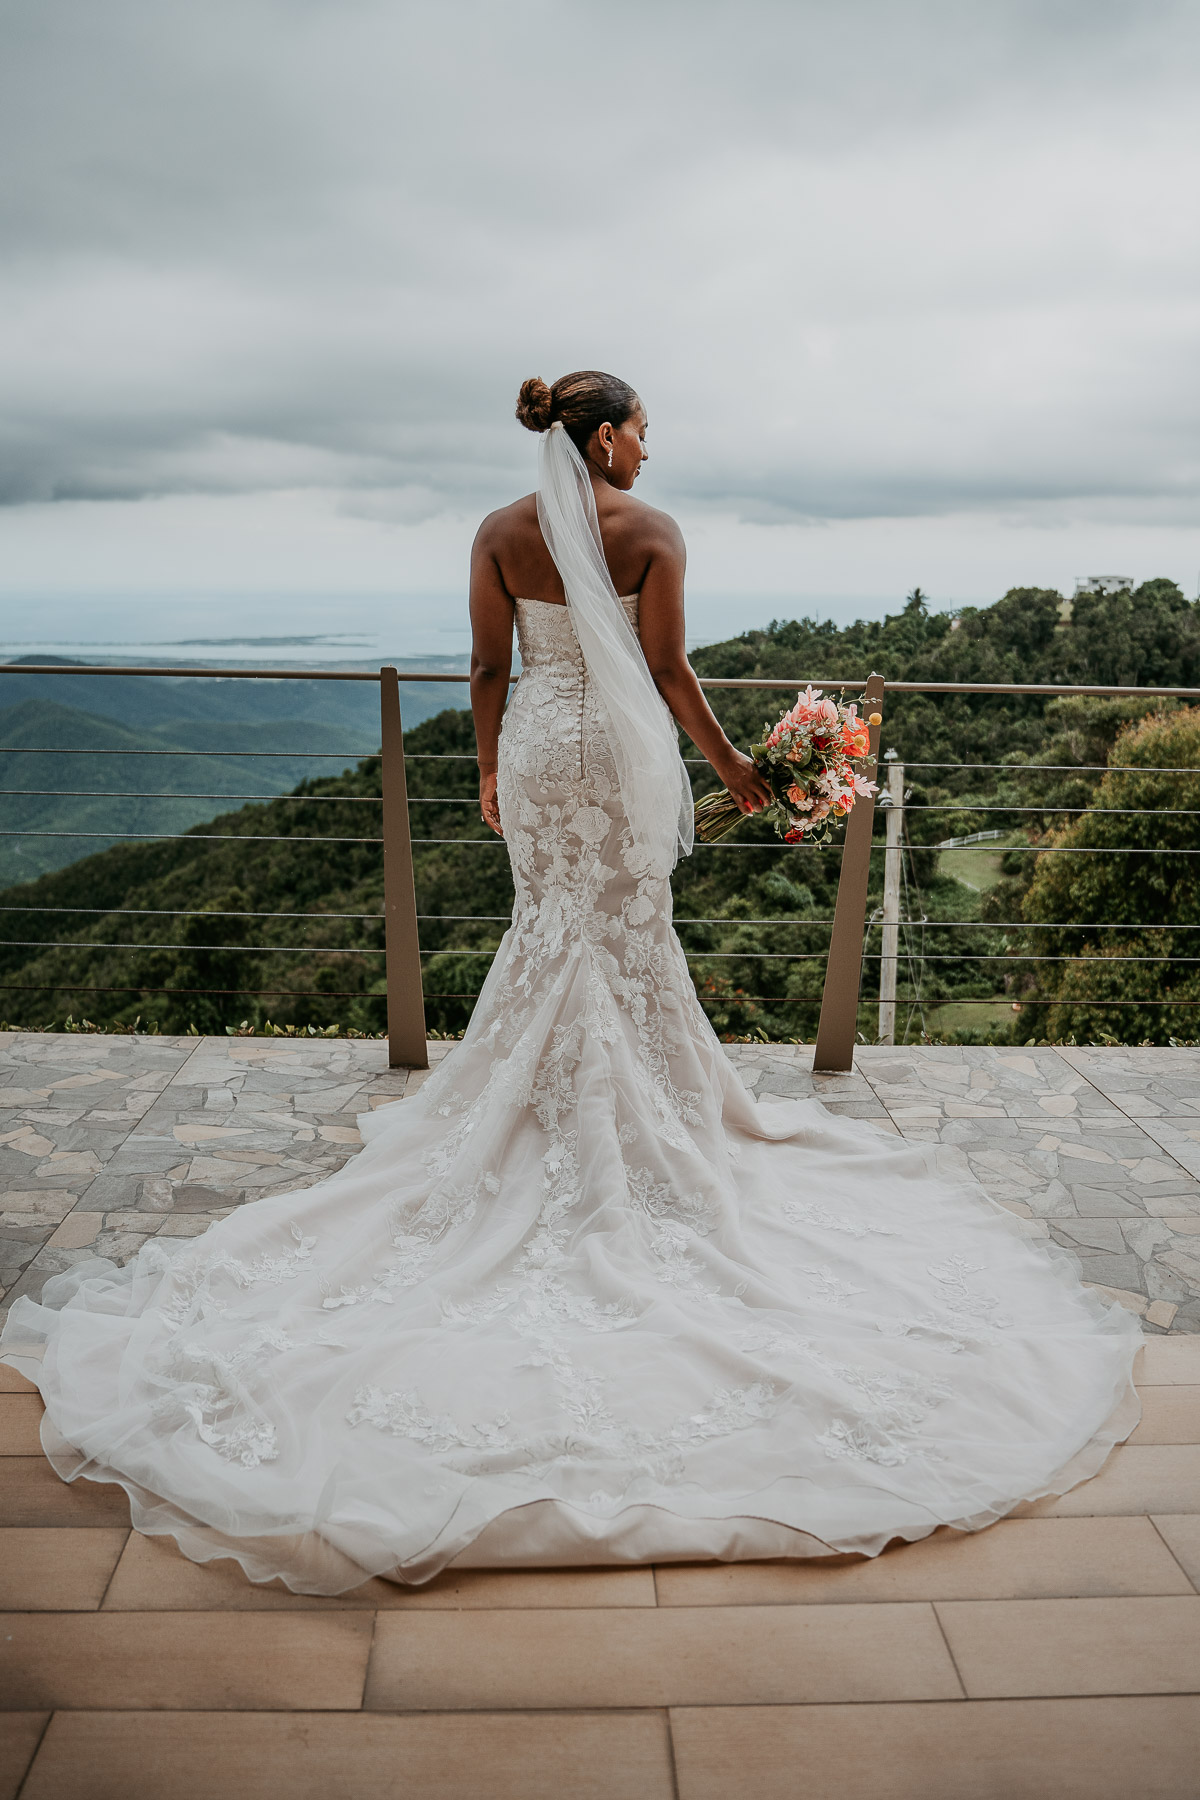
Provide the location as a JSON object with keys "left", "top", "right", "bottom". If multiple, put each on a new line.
{"left": 479, "top": 771, "right": 503, "bottom": 836}
{"left": 715, "top": 747, "right": 772, "bottom": 815}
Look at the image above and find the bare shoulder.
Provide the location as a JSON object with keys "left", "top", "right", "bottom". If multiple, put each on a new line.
{"left": 473, "top": 493, "right": 539, "bottom": 553}
{"left": 617, "top": 493, "right": 685, "bottom": 557}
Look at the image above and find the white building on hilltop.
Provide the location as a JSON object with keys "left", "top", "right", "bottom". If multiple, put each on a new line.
{"left": 1074, "top": 575, "right": 1134, "bottom": 597}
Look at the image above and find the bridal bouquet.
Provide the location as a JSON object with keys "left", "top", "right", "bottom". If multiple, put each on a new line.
{"left": 694, "top": 687, "right": 880, "bottom": 845}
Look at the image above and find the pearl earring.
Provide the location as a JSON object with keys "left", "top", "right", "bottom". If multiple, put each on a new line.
{"left": 607, "top": 446, "right": 613, "bottom": 468}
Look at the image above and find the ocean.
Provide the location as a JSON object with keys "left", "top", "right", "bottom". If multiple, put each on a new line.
{"left": 0, "top": 589, "right": 907, "bottom": 671}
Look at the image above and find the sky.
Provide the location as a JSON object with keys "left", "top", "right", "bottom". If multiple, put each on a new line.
{"left": 1, "top": 0, "right": 1198, "bottom": 653}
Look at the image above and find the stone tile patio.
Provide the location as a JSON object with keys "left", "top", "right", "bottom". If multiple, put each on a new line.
{"left": 3, "top": 1033, "right": 1200, "bottom": 1332}
{"left": 2, "top": 1034, "right": 1200, "bottom": 1795}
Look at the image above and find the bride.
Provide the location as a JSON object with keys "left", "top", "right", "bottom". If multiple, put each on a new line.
{"left": 1, "top": 369, "right": 1141, "bottom": 1594}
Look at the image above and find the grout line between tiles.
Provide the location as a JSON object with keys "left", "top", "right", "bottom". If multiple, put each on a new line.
{"left": 663, "top": 1704, "right": 682, "bottom": 1800}
{"left": 359, "top": 1611, "right": 379, "bottom": 1711}
{"left": 928, "top": 1600, "right": 969, "bottom": 1701}
{"left": 94, "top": 1529, "right": 133, "bottom": 1612}
{"left": 854, "top": 1062, "right": 909, "bottom": 1138}
{"left": 1147, "top": 1514, "right": 1200, "bottom": 1595}
{"left": 13, "top": 1707, "right": 54, "bottom": 1800}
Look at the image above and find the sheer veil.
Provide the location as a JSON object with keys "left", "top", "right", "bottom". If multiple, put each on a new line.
{"left": 536, "top": 421, "right": 694, "bottom": 868}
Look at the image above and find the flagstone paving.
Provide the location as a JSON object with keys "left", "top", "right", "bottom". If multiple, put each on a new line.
{"left": 734, "top": 1042, "right": 1200, "bottom": 1334}
{"left": 3, "top": 1034, "right": 1200, "bottom": 1332}
{"left": 2, "top": 1034, "right": 1200, "bottom": 1795}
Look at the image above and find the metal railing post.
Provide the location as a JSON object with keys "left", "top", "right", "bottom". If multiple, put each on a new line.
{"left": 380, "top": 666, "right": 428, "bottom": 1068}
{"left": 877, "top": 754, "right": 905, "bottom": 1045}
{"left": 813, "top": 671, "right": 886, "bottom": 1072}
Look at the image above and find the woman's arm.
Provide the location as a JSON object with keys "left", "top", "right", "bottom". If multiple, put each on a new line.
{"left": 637, "top": 517, "right": 771, "bottom": 814}
{"left": 468, "top": 515, "right": 514, "bottom": 835}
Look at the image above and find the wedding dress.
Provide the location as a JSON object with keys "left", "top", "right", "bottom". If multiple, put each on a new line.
{"left": 0, "top": 586, "right": 1143, "bottom": 1593}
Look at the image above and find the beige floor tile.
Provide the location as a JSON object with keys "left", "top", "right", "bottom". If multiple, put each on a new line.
{"left": 410, "top": 1564, "right": 658, "bottom": 1609}
{"left": 365, "top": 1602, "right": 961, "bottom": 1710}
{"left": 20, "top": 1710, "right": 676, "bottom": 1800}
{"left": 0, "top": 1366, "right": 36, "bottom": 1396}
{"left": 0, "top": 1394, "right": 44, "bottom": 1455}
{"left": 936, "top": 1595, "right": 1200, "bottom": 1697}
{"left": 1136, "top": 1338, "right": 1200, "bottom": 1385}
{"left": 0, "top": 1459, "right": 132, "bottom": 1528}
{"left": 655, "top": 1516, "right": 1193, "bottom": 1606}
{"left": 0, "top": 1612, "right": 373, "bottom": 1710}
{"left": 0, "top": 1715, "right": 48, "bottom": 1800}
{"left": 1129, "top": 1387, "right": 1200, "bottom": 1444}
{"left": 1011, "top": 1446, "right": 1200, "bottom": 1516}
{"left": 103, "top": 1530, "right": 656, "bottom": 1610}
{"left": 1153, "top": 1516, "right": 1200, "bottom": 1590}
{"left": 0, "top": 1528, "right": 128, "bottom": 1610}
{"left": 670, "top": 1696, "right": 1200, "bottom": 1800}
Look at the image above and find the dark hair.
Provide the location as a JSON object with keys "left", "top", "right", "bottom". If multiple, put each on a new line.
{"left": 515, "top": 370, "right": 642, "bottom": 451}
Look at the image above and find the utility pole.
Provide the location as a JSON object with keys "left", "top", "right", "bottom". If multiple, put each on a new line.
{"left": 877, "top": 752, "right": 904, "bottom": 1046}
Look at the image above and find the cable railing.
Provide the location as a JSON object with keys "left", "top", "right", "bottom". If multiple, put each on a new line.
{"left": 2, "top": 659, "right": 1198, "bottom": 1067}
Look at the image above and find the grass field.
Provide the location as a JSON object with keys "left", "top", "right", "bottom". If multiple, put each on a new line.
{"left": 935, "top": 839, "right": 1011, "bottom": 893}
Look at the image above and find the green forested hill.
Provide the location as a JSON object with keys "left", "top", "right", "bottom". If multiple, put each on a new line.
{"left": 0, "top": 711, "right": 490, "bottom": 1038}
{"left": 0, "top": 578, "right": 1195, "bottom": 1044}
{"left": 690, "top": 577, "right": 1200, "bottom": 777}
{"left": 0, "top": 659, "right": 478, "bottom": 888}
{"left": 0, "top": 698, "right": 368, "bottom": 887}
{"left": 0, "top": 658, "right": 472, "bottom": 738}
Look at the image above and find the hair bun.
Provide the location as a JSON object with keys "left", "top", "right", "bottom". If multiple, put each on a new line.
{"left": 515, "top": 376, "right": 554, "bottom": 433}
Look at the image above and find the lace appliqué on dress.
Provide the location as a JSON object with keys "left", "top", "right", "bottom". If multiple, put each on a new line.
{"left": 875, "top": 1255, "right": 1013, "bottom": 1352}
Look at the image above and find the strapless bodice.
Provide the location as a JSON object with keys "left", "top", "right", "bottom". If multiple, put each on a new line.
{"left": 502, "top": 595, "right": 640, "bottom": 792}
{"left": 514, "top": 594, "right": 639, "bottom": 672}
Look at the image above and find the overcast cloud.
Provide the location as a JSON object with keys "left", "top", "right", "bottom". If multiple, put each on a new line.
{"left": 0, "top": 0, "right": 1197, "bottom": 615}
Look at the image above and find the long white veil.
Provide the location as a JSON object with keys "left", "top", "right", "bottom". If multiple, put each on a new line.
{"left": 536, "top": 422, "right": 694, "bottom": 869}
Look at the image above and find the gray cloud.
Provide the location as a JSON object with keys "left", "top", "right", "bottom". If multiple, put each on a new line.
{"left": 1, "top": 0, "right": 1197, "bottom": 524}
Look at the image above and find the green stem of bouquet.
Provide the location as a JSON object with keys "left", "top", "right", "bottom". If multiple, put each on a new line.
{"left": 693, "top": 788, "right": 747, "bottom": 843}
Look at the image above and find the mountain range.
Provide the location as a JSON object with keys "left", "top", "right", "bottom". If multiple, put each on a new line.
{"left": 0, "top": 656, "right": 471, "bottom": 887}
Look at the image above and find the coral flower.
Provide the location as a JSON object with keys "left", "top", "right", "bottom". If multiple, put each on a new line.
{"left": 693, "top": 681, "right": 876, "bottom": 843}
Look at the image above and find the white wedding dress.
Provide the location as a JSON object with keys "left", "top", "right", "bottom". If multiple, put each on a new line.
{"left": 1, "top": 594, "right": 1142, "bottom": 1594}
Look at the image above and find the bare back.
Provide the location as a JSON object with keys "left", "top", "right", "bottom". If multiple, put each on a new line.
{"left": 478, "top": 487, "right": 678, "bottom": 605}
{"left": 470, "top": 463, "right": 769, "bottom": 831}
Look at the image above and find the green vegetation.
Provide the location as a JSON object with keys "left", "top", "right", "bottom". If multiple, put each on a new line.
{"left": 0, "top": 578, "right": 1196, "bottom": 1045}
{"left": 1005, "top": 707, "right": 1200, "bottom": 1044}
{"left": 0, "top": 699, "right": 367, "bottom": 887}
{"left": 0, "top": 658, "right": 475, "bottom": 886}
{"left": 0, "top": 657, "right": 471, "bottom": 740}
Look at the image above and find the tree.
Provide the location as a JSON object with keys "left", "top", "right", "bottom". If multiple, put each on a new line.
{"left": 1065, "top": 579, "right": 1199, "bottom": 688}
{"left": 1011, "top": 707, "right": 1200, "bottom": 1043}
